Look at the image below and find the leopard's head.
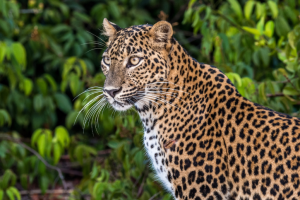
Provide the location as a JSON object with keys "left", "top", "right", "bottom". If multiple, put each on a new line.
{"left": 101, "top": 19, "right": 174, "bottom": 111}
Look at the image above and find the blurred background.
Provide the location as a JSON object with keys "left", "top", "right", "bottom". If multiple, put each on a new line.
{"left": 0, "top": 0, "right": 299, "bottom": 199}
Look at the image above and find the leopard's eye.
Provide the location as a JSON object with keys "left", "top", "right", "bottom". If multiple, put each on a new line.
{"left": 103, "top": 56, "right": 110, "bottom": 66}
{"left": 128, "top": 56, "right": 141, "bottom": 67}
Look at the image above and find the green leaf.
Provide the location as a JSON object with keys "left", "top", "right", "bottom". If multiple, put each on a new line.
{"left": 188, "top": 0, "right": 197, "bottom": 8}
{"left": 283, "top": 86, "right": 299, "bottom": 96}
{"left": 90, "top": 164, "right": 98, "bottom": 179}
{"left": 31, "top": 129, "right": 43, "bottom": 147}
{"left": 275, "top": 16, "right": 291, "bottom": 36}
{"left": 52, "top": 142, "right": 62, "bottom": 165}
{"left": 267, "top": 80, "right": 275, "bottom": 94}
{"left": 54, "top": 93, "right": 72, "bottom": 113}
{"left": 37, "top": 134, "right": 46, "bottom": 157}
{"left": 242, "top": 77, "right": 255, "bottom": 95}
{"left": 5, "top": 190, "right": 14, "bottom": 200}
{"left": 183, "top": 8, "right": 193, "bottom": 24}
{"left": 62, "top": 57, "right": 77, "bottom": 80}
{"left": 259, "top": 47, "right": 270, "bottom": 67}
{"left": 11, "top": 43, "right": 26, "bottom": 68}
{"left": 264, "top": 20, "right": 274, "bottom": 37}
{"left": 36, "top": 78, "right": 48, "bottom": 95}
{"left": 228, "top": 0, "right": 243, "bottom": 19}
{"left": 107, "top": 1, "right": 120, "bottom": 19}
{"left": 73, "top": 12, "right": 91, "bottom": 23}
{"left": 54, "top": 126, "right": 70, "bottom": 147}
{"left": 258, "top": 82, "right": 267, "bottom": 102}
{"left": 0, "top": 42, "right": 6, "bottom": 63}
{"left": 0, "top": 170, "right": 16, "bottom": 189}
{"left": 51, "top": 24, "right": 70, "bottom": 34}
{"left": 278, "top": 68, "right": 288, "bottom": 76}
{"left": 44, "top": 74, "right": 57, "bottom": 92}
{"left": 0, "top": 0, "right": 7, "bottom": 17}
{"left": 69, "top": 74, "right": 80, "bottom": 96}
{"left": 256, "top": 16, "right": 265, "bottom": 35}
{"left": 7, "top": 187, "right": 20, "bottom": 200}
{"left": 0, "top": 189, "right": 3, "bottom": 200}
{"left": 20, "top": 174, "right": 28, "bottom": 189}
{"left": 66, "top": 110, "right": 80, "bottom": 128}
{"left": 33, "top": 94, "right": 44, "bottom": 112}
{"left": 267, "top": 0, "right": 278, "bottom": 18}
{"left": 244, "top": 1, "right": 255, "bottom": 20}
{"left": 79, "top": 59, "right": 87, "bottom": 77}
{"left": 0, "top": 109, "right": 11, "bottom": 126}
{"left": 255, "top": 2, "right": 265, "bottom": 19}
{"left": 19, "top": 78, "right": 33, "bottom": 96}
{"left": 39, "top": 176, "right": 49, "bottom": 194}
{"left": 242, "top": 26, "right": 261, "bottom": 35}
{"left": 226, "top": 73, "right": 242, "bottom": 87}
{"left": 107, "top": 141, "right": 121, "bottom": 149}
{"left": 288, "top": 31, "right": 296, "bottom": 49}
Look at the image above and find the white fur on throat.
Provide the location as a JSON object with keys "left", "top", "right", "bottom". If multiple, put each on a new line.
{"left": 138, "top": 110, "right": 175, "bottom": 198}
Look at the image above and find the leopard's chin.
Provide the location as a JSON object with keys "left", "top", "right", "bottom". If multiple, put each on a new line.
{"left": 111, "top": 100, "right": 133, "bottom": 111}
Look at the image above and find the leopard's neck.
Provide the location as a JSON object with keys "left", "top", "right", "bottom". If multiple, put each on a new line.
{"left": 136, "top": 39, "right": 213, "bottom": 129}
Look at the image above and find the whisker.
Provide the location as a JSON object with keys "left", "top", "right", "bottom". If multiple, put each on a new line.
{"left": 82, "top": 93, "right": 103, "bottom": 103}
{"left": 86, "top": 31, "right": 107, "bottom": 47}
{"left": 92, "top": 98, "right": 108, "bottom": 134}
{"left": 86, "top": 48, "right": 103, "bottom": 53}
{"left": 74, "top": 94, "right": 102, "bottom": 125}
{"left": 134, "top": 94, "right": 172, "bottom": 111}
{"left": 80, "top": 41, "right": 106, "bottom": 46}
{"left": 83, "top": 98, "right": 105, "bottom": 131}
{"left": 73, "top": 88, "right": 102, "bottom": 100}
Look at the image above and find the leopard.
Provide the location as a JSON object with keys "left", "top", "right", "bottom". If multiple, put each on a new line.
{"left": 99, "top": 18, "right": 300, "bottom": 200}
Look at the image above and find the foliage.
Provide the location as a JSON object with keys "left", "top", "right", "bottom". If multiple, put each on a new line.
{"left": 0, "top": 0, "right": 186, "bottom": 199}
{"left": 0, "top": 0, "right": 299, "bottom": 200}
{"left": 183, "top": 0, "right": 300, "bottom": 116}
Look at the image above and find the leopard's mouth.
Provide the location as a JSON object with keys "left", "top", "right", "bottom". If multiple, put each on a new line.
{"left": 109, "top": 99, "right": 133, "bottom": 111}
{"left": 112, "top": 100, "right": 124, "bottom": 107}
{"left": 105, "top": 88, "right": 147, "bottom": 111}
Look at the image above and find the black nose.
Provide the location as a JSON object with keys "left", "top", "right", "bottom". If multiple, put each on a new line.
{"left": 104, "top": 87, "right": 122, "bottom": 98}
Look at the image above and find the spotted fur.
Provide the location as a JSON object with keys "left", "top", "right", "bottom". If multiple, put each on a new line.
{"left": 100, "top": 19, "right": 300, "bottom": 200}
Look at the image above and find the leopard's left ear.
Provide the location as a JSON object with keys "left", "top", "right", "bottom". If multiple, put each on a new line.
{"left": 103, "top": 18, "right": 121, "bottom": 43}
{"left": 149, "top": 21, "right": 173, "bottom": 51}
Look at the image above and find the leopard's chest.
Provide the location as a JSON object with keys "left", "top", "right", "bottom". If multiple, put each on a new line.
{"left": 143, "top": 127, "right": 174, "bottom": 194}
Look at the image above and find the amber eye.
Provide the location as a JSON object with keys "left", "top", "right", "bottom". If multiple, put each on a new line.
{"left": 128, "top": 57, "right": 141, "bottom": 67}
{"left": 103, "top": 56, "right": 110, "bottom": 66}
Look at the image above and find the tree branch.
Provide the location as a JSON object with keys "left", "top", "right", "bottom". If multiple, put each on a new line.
{"left": 212, "top": 11, "right": 247, "bottom": 34}
{"left": 170, "top": 3, "right": 188, "bottom": 23}
{"left": 266, "top": 93, "right": 300, "bottom": 97}
{"left": 0, "top": 134, "right": 67, "bottom": 190}
{"left": 283, "top": 75, "right": 300, "bottom": 93}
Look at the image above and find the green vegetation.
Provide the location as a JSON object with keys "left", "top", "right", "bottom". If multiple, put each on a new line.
{"left": 0, "top": 0, "right": 299, "bottom": 199}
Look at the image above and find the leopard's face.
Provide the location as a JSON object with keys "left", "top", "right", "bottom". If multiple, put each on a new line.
{"left": 101, "top": 19, "right": 173, "bottom": 111}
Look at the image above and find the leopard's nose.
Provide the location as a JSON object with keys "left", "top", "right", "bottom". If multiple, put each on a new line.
{"left": 104, "top": 87, "right": 122, "bottom": 98}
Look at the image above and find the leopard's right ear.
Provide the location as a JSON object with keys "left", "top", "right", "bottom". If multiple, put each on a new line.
{"left": 149, "top": 21, "right": 173, "bottom": 51}
{"left": 102, "top": 18, "right": 121, "bottom": 43}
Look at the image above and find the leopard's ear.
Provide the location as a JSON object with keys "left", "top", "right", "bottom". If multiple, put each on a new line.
{"left": 103, "top": 18, "right": 121, "bottom": 42}
{"left": 149, "top": 21, "right": 173, "bottom": 51}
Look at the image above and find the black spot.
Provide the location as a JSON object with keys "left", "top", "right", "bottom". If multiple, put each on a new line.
{"left": 253, "top": 193, "right": 261, "bottom": 200}
{"left": 188, "top": 171, "right": 196, "bottom": 185}
{"left": 189, "top": 188, "right": 197, "bottom": 199}
{"left": 200, "top": 185, "right": 210, "bottom": 197}
{"left": 184, "top": 159, "right": 191, "bottom": 170}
